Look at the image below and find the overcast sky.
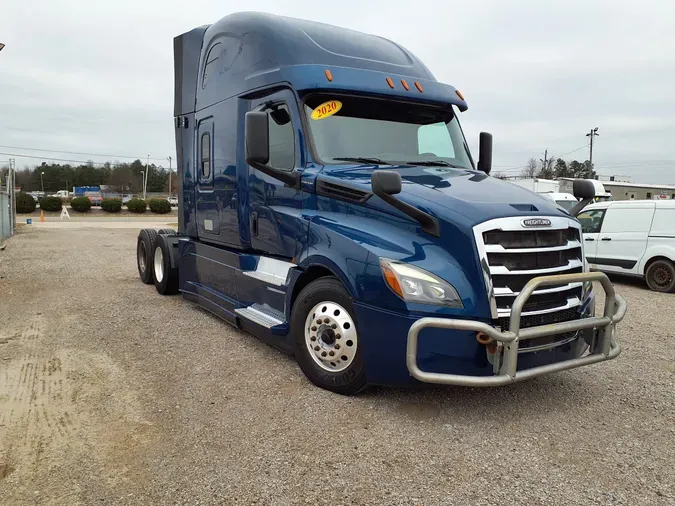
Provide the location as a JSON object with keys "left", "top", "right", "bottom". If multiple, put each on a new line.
{"left": 2, "top": 0, "right": 674, "bottom": 183}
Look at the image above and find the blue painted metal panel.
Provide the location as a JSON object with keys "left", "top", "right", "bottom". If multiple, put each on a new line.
{"left": 192, "top": 12, "right": 463, "bottom": 112}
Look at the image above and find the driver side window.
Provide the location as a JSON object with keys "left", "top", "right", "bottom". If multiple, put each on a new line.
{"left": 577, "top": 209, "right": 606, "bottom": 234}
{"left": 267, "top": 104, "right": 295, "bottom": 171}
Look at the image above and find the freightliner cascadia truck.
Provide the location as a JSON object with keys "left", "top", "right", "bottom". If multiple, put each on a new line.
{"left": 135, "top": 12, "right": 626, "bottom": 394}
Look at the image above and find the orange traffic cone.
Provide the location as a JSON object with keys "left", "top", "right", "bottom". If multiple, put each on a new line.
{"left": 40, "top": 210, "right": 45, "bottom": 223}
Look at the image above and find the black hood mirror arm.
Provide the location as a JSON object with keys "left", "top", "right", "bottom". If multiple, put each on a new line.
{"left": 371, "top": 170, "right": 440, "bottom": 237}
{"left": 570, "top": 198, "right": 593, "bottom": 217}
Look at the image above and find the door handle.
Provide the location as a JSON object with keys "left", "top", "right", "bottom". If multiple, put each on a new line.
{"left": 250, "top": 211, "right": 258, "bottom": 237}
{"left": 585, "top": 237, "right": 595, "bottom": 241}
{"left": 601, "top": 237, "right": 612, "bottom": 241}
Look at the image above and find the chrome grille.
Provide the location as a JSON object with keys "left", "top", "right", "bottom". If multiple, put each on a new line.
{"left": 474, "top": 217, "right": 585, "bottom": 321}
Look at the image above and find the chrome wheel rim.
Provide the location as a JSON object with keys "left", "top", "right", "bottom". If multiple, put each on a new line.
{"left": 138, "top": 241, "right": 146, "bottom": 273}
{"left": 304, "top": 301, "right": 357, "bottom": 372}
{"left": 154, "top": 246, "right": 164, "bottom": 283}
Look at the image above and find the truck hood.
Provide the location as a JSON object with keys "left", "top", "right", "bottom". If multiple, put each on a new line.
{"left": 324, "top": 165, "right": 571, "bottom": 225}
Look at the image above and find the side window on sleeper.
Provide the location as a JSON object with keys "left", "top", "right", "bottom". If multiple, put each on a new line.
{"left": 201, "top": 133, "right": 211, "bottom": 179}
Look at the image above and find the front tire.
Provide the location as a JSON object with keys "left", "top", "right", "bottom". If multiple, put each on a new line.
{"left": 645, "top": 259, "right": 675, "bottom": 292}
{"left": 290, "top": 277, "right": 367, "bottom": 395}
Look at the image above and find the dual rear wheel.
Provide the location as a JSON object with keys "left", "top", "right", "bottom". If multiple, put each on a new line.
{"left": 136, "top": 228, "right": 178, "bottom": 295}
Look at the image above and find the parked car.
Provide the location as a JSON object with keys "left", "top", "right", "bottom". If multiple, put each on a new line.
{"left": 167, "top": 196, "right": 178, "bottom": 206}
{"left": 578, "top": 199, "right": 675, "bottom": 292}
{"left": 539, "top": 192, "right": 578, "bottom": 212}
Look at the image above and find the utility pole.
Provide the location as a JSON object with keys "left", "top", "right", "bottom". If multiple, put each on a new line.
{"left": 9, "top": 158, "right": 16, "bottom": 233}
{"left": 167, "top": 156, "right": 172, "bottom": 197}
{"left": 40, "top": 171, "right": 45, "bottom": 194}
{"left": 586, "top": 127, "right": 599, "bottom": 168}
{"left": 540, "top": 149, "right": 548, "bottom": 176}
{"left": 144, "top": 155, "right": 150, "bottom": 199}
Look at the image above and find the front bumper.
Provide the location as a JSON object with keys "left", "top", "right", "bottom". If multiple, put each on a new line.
{"left": 406, "top": 272, "right": 626, "bottom": 386}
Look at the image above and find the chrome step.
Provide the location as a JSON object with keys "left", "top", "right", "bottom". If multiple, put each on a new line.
{"left": 235, "top": 304, "right": 285, "bottom": 328}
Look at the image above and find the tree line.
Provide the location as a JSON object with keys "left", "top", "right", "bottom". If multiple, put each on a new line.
{"left": 494, "top": 158, "right": 596, "bottom": 180}
{"left": 0, "top": 159, "right": 176, "bottom": 194}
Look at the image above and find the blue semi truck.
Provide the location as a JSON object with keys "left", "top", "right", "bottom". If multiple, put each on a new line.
{"left": 136, "top": 12, "right": 626, "bottom": 394}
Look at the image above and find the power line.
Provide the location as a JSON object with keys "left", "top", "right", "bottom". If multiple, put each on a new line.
{"left": 0, "top": 151, "right": 163, "bottom": 167}
{"left": 550, "top": 145, "right": 588, "bottom": 160}
{"left": 0, "top": 144, "right": 167, "bottom": 161}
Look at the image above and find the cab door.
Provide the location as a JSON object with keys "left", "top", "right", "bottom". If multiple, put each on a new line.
{"left": 577, "top": 208, "right": 605, "bottom": 268}
{"left": 595, "top": 204, "right": 654, "bottom": 274}
{"left": 195, "top": 117, "right": 220, "bottom": 240}
{"left": 246, "top": 89, "right": 306, "bottom": 259}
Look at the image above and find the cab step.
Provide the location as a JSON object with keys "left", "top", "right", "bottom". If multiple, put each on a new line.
{"left": 242, "top": 257, "right": 294, "bottom": 286}
{"left": 235, "top": 303, "right": 285, "bottom": 328}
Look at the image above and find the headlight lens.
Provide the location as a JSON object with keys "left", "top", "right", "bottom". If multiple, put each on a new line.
{"left": 380, "top": 259, "right": 463, "bottom": 308}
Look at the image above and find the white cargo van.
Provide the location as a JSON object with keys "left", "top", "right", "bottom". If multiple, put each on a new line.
{"left": 577, "top": 200, "right": 675, "bottom": 292}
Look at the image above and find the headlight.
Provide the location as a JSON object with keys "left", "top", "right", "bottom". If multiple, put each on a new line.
{"left": 379, "top": 259, "right": 463, "bottom": 308}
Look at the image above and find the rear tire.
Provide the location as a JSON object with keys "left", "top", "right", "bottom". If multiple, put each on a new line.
{"left": 645, "top": 259, "right": 675, "bottom": 292}
{"left": 153, "top": 234, "right": 179, "bottom": 295}
{"left": 158, "top": 228, "right": 176, "bottom": 236}
{"left": 137, "top": 229, "right": 158, "bottom": 285}
{"left": 290, "top": 277, "right": 367, "bottom": 395}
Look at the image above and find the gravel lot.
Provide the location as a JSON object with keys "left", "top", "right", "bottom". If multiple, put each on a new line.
{"left": 0, "top": 226, "right": 673, "bottom": 505}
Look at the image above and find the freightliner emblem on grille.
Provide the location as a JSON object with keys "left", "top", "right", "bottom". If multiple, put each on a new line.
{"left": 521, "top": 218, "right": 552, "bottom": 227}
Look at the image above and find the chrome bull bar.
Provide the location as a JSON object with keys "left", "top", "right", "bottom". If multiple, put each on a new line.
{"left": 406, "top": 272, "right": 626, "bottom": 387}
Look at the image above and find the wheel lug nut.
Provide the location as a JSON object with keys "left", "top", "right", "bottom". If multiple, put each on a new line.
{"left": 321, "top": 351, "right": 327, "bottom": 357}
{"left": 329, "top": 351, "right": 335, "bottom": 356}
{"left": 334, "top": 344, "right": 340, "bottom": 350}
{"left": 331, "top": 324, "right": 337, "bottom": 329}
{"left": 316, "top": 319, "right": 322, "bottom": 324}
{"left": 311, "top": 326, "right": 317, "bottom": 331}
{"left": 323, "top": 318, "right": 330, "bottom": 324}
{"left": 314, "top": 346, "right": 320, "bottom": 351}
{"left": 310, "top": 336, "right": 316, "bottom": 342}
{"left": 336, "top": 334, "right": 341, "bottom": 339}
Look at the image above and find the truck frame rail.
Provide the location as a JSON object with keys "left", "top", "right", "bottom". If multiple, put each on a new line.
{"left": 406, "top": 272, "right": 626, "bottom": 386}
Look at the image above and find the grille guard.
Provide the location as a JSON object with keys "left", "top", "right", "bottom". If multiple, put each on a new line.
{"left": 406, "top": 272, "right": 626, "bottom": 386}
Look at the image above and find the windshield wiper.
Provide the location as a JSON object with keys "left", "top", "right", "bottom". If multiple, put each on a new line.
{"left": 332, "top": 157, "right": 391, "bottom": 165}
{"left": 407, "top": 160, "right": 461, "bottom": 168}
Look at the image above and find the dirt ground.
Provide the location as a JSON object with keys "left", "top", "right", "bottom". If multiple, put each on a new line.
{"left": 0, "top": 226, "right": 673, "bottom": 505}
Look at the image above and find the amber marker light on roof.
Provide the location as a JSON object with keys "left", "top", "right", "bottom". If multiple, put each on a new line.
{"left": 325, "top": 69, "right": 333, "bottom": 82}
{"left": 386, "top": 77, "right": 395, "bottom": 89}
{"left": 414, "top": 81, "right": 423, "bottom": 93}
{"left": 401, "top": 79, "right": 410, "bottom": 91}
{"left": 456, "top": 90, "right": 465, "bottom": 100}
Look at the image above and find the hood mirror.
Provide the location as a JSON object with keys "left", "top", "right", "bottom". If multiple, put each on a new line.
{"left": 478, "top": 132, "right": 492, "bottom": 174}
{"left": 372, "top": 170, "right": 402, "bottom": 195}
{"left": 570, "top": 179, "right": 598, "bottom": 216}
{"left": 371, "top": 170, "right": 440, "bottom": 237}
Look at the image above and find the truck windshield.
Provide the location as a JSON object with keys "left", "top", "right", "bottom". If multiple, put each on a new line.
{"left": 303, "top": 94, "right": 473, "bottom": 169}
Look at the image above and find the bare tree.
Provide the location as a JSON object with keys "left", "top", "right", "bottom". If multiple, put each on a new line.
{"left": 492, "top": 172, "right": 509, "bottom": 180}
{"left": 521, "top": 158, "right": 539, "bottom": 178}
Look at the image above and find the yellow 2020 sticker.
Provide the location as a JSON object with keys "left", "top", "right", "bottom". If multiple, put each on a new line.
{"left": 311, "top": 100, "right": 342, "bottom": 120}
